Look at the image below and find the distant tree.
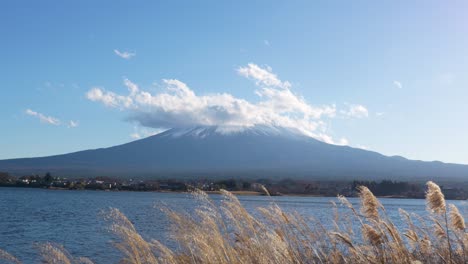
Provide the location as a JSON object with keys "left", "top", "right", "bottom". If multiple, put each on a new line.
{"left": 217, "top": 179, "right": 238, "bottom": 190}
{"left": 43, "top": 172, "right": 54, "bottom": 184}
{"left": 352, "top": 180, "right": 422, "bottom": 196}
{"left": 0, "top": 172, "right": 12, "bottom": 184}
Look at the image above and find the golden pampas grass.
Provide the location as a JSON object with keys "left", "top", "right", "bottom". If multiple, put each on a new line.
{"left": 330, "top": 232, "right": 355, "bottom": 249}
{"left": 449, "top": 204, "right": 466, "bottom": 231}
{"left": 39, "top": 245, "right": 95, "bottom": 264}
{"left": 362, "top": 224, "right": 383, "bottom": 246}
{"left": 426, "top": 181, "right": 446, "bottom": 214}
{"left": 433, "top": 221, "right": 447, "bottom": 239}
{"left": 0, "top": 249, "right": 21, "bottom": 264}
{"left": 419, "top": 237, "right": 432, "bottom": 255}
{"left": 260, "top": 185, "right": 270, "bottom": 196}
{"left": 404, "top": 229, "right": 418, "bottom": 244}
{"left": 358, "top": 186, "right": 380, "bottom": 220}
{"left": 2, "top": 181, "right": 468, "bottom": 263}
{"left": 39, "top": 243, "right": 74, "bottom": 264}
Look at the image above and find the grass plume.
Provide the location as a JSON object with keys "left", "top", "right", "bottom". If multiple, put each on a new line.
{"left": 1, "top": 181, "right": 466, "bottom": 263}
{"left": 426, "top": 181, "right": 446, "bottom": 214}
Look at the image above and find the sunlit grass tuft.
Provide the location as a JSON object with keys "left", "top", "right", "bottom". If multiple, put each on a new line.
{"left": 1, "top": 181, "right": 466, "bottom": 263}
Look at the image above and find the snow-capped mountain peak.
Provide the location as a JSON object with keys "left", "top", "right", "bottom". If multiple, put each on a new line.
{"left": 158, "top": 125, "right": 306, "bottom": 139}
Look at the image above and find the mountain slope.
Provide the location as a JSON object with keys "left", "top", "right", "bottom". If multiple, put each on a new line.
{"left": 1, "top": 126, "right": 467, "bottom": 181}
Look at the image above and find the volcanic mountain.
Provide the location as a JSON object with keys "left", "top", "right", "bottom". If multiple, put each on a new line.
{"left": 1, "top": 125, "right": 467, "bottom": 181}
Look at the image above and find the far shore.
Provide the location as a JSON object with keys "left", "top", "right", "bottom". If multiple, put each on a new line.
{"left": 1, "top": 173, "right": 467, "bottom": 200}
{"left": 2, "top": 185, "right": 467, "bottom": 200}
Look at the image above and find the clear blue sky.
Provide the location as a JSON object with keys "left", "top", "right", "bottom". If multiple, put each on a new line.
{"left": 1, "top": 0, "right": 468, "bottom": 164}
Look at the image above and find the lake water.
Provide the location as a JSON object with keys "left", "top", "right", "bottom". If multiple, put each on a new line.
{"left": 0, "top": 187, "right": 466, "bottom": 263}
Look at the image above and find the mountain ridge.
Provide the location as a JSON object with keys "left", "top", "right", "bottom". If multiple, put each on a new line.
{"left": 1, "top": 125, "right": 467, "bottom": 181}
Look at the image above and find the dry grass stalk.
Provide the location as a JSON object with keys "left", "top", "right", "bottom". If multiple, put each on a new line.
{"left": 0, "top": 249, "right": 21, "bottom": 264}
{"left": 1, "top": 181, "right": 466, "bottom": 264}
{"left": 419, "top": 237, "right": 432, "bottom": 256}
{"left": 449, "top": 204, "right": 466, "bottom": 231}
{"left": 39, "top": 242, "right": 94, "bottom": 264}
{"left": 362, "top": 224, "right": 382, "bottom": 246}
{"left": 358, "top": 186, "right": 380, "bottom": 220}
{"left": 426, "top": 181, "right": 446, "bottom": 214}
{"left": 434, "top": 220, "right": 447, "bottom": 239}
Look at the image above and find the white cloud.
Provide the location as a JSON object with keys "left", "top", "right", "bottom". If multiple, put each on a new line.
{"left": 237, "top": 63, "right": 291, "bottom": 89}
{"left": 86, "top": 86, "right": 133, "bottom": 108}
{"left": 376, "top": 112, "right": 385, "bottom": 117}
{"left": 317, "top": 134, "right": 349, "bottom": 146}
{"left": 130, "top": 133, "right": 141, "bottom": 139}
{"left": 356, "top": 145, "right": 370, "bottom": 150}
{"left": 37, "top": 81, "right": 66, "bottom": 92}
{"left": 25, "top": 109, "right": 79, "bottom": 128}
{"left": 341, "top": 104, "right": 369, "bottom": 119}
{"left": 124, "top": 78, "right": 139, "bottom": 95}
{"left": 25, "top": 109, "right": 60, "bottom": 125}
{"left": 130, "top": 127, "right": 164, "bottom": 140}
{"left": 68, "top": 120, "right": 79, "bottom": 128}
{"left": 393, "top": 80, "right": 402, "bottom": 89}
{"left": 87, "top": 64, "right": 355, "bottom": 145}
{"left": 337, "top": 138, "right": 349, "bottom": 146}
{"left": 264, "top": 40, "right": 270, "bottom": 46}
{"left": 114, "top": 49, "right": 136, "bottom": 59}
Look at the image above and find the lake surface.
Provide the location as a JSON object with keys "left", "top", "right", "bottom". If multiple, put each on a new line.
{"left": 0, "top": 187, "right": 466, "bottom": 263}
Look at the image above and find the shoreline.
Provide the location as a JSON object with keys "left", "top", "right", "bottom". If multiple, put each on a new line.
{"left": 1, "top": 185, "right": 466, "bottom": 200}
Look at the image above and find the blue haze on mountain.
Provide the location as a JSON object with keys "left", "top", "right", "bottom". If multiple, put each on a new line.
{"left": 0, "top": 126, "right": 467, "bottom": 181}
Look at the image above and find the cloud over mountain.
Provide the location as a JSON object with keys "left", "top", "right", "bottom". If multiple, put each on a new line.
{"left": 86, "top": 63, "right": 366, "bottom": 145}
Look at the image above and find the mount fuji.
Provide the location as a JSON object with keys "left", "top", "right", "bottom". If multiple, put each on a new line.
{"left": 1, "top": 125, "right": 467, "bottom": 181}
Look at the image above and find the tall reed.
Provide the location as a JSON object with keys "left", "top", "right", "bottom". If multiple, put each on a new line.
{"left": 0, "top": 181, "right": 466, "bottom": 263}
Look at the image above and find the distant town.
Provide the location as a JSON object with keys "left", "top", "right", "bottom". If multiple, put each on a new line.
{"left": 0, "top": 171, "right": 466, "bottom": 200}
